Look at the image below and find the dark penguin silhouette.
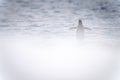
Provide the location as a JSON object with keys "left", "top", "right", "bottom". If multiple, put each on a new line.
{"left": 76, "top": 20, "right": 84, "bottom": 39}
{"left": 69, "top": 19, "right": 91, "bottom": 40}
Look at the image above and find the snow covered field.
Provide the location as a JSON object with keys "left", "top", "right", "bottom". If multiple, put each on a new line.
{"left": 0, "top": 0, "right": 120, "bottom": 39}
{"left": 0, "top": 0, "right": 120, "bottom": 80}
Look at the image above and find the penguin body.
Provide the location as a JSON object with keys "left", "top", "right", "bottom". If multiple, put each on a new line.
{"left": 76, "top": 20, "right": 84, "bottom": 39}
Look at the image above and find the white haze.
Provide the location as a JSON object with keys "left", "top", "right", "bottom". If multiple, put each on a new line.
{"left": 0, "top": 35, "right": 120, "bottom": 80}
{"left": 0, "top": 0, "right": 120, "bottom": 80}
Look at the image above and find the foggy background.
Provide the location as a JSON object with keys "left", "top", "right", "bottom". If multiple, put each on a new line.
{"left": 0, "top": 0, "right": 120, "bottom": 39}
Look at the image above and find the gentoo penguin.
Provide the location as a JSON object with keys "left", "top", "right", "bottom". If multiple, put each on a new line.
{"left": 76, "top": 19, "right": 84, "bottom": 39}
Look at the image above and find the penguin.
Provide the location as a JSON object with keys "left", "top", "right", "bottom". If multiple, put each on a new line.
{"left": 76, "top": 19, "right": 84, "bottom": 39}
{"left": 69, "top": 19, "right": 91, "bottom": 40}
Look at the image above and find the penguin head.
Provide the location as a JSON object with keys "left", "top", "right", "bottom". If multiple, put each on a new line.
{"left": 78, "top": 19, "right": 82, "bottom": 25}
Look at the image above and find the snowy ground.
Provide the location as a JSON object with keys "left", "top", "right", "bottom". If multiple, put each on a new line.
{"left": 0, "top": 0, "right": 120, "bottom": 80}
{"left": 0, "top": 0, "right": 120, "bottom": 39}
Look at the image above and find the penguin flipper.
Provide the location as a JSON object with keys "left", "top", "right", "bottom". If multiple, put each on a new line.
{"left": 84, "top": 27, "right": 91, "bottom": 30}
{"left": 69, "top": 27, "right": 77, "bottom": 30}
